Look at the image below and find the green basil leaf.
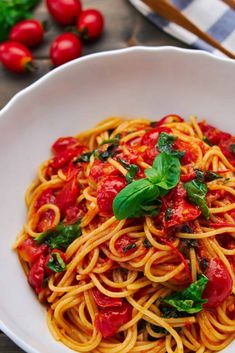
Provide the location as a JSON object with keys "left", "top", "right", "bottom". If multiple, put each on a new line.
{"left": 143, "top": 238, "right": 152, "bottom": 248}
{"left": 46, "top": 252, "right": 66, "bottom": 273}
{"left": 36, "top": 222, "right": 81, "bottom": 250}
{"left": 165, "top": 207, "right": 173, "bottom": 221}
{"left": 151, "top": 153, "right": 180, "bottom": 190}
{"left": 123, "top": 243, "right": 136, "bottom": 253}
{"left": 184, "top": 179, "right": 210, "bottom": 219}
{"left": 205, "top": 171, "right": 222, "bottom": 181}
{"left": 163, "top": 275, "right": 208, "bottom": 314}
{"left": 74, "top": 152, "right": 92, "bottom": 163}
{"left": 203, "top": 136, "right": 212, "bottom": 146}
{"left": 230, "top": 144, "right": 235, "bottom": 154}
{"left": 157, "top": 132, "right": 185, "bottom": 158}
{"left": 113, "top": 179, "right": 160, "bottom": 220}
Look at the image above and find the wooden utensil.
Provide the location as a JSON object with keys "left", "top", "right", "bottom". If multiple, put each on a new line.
{"left": 142, "top": 0, "right": 235, "bottom": 59}
{"left": 222, "top": 0, "right": 235, "bottom": 10}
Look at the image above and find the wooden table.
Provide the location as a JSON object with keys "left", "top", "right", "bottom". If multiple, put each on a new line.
{"left": 0, "top": 0, "right": 188, "bottom": 351}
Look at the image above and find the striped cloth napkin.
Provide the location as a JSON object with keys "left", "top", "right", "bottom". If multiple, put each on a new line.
{"left": 129, "top": 0, "right": 235, "bottom": 57}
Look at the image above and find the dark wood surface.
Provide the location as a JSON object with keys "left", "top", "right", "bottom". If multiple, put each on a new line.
{"left": 0, "top": 0, "right": 188, "bottom": 351}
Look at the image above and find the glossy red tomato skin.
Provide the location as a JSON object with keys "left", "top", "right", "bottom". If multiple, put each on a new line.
{"left": 36, "top": 210, "right": 55, "bottom": 233}
{"left": 46, "top": 0, "right": 82, "bottom": 25}
{"left": 18, "top": 238, "right": 49, "bottom": 263}
{"left": 0, "top": 41, "right": 34, "bottom": 73}
{"left": 199, "top": 122, "right": 231, "bottom": 145}
{"left": 9, "top": 20, "right": 44, "bottom": 47}
{"left": 55, "top": 176, "right": 79, "bottom": 217}
{"left": 77, "top": 9, "right": 104, "bottom": 40}
{"left": 203, "top": 258, "right": 233, "bottom": 308}
{"left": 97, "top": 176, "right": 126, "bottom": 215}
{"left": 50, "top": 33, "right": 82, "bottom": 67}
{"left": 153, "top": 114, "right": 184, "bottom": 127}
{"left": 174, "top": 140, "right": 197, "bottom": 165}
{"left": 34, "top": 189, "right": 56, "bottom": 210}
{"left": 52, "top": 137, "right": 78, "bottom": 154}
{"left": 50, "top": 144, "right": 85, "bottom": 171}
{"left": 28, "top": 255, "right": 46, "bottom": 294}
{"left": 92, "top": 288, "right": 123, "bottom": 308}
{"left": 95, "top": 302, "right": 132, "bottom": 338}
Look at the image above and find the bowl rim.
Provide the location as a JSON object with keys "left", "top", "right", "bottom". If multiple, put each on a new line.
{"left": 1, "top": 45, "right": 235, "bottom": 353}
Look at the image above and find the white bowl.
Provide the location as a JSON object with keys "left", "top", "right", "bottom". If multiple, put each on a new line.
{"left": 0, "top": 47, "right": 234, "bottom": 353}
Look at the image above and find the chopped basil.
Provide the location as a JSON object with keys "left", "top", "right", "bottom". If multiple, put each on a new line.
{"left": 35, "top": 222, "right": 81, "bottom": 250}
{"left": 151, "top": 325, "right": 167, "bottom": 334}
{"left": 118, "top": 158, "right": 139, "bottom": 183}
{"left": 163, "top": 275, "right": 208, "bottom": 314}
{"left": 230, "top": 144, "right": 235, "bottom": 154}
{"left": 74, "top": 152, "right": 92, "bottom": 163}
{"left": 184, "top": 179, "right": 210, "bottom": 219}
{"left": 203, "top": 136, "right": 212, "bottom": 146}
{"left": 165, "top": 207, "right": 173, "bottom": 221}
{"left": 157, "top": 132, "right": 185, "bottom": 158}
{"left": 199, "top": 258, "right": 209, "bottom": 272}
{"left": 182, "top": 239, "right": 198, "bottom": 249}
{"left": 143, "top": 238, "right": 152, "bottom": 248}
{"left": 123, "top": 243, "right": 137, "bottom": 253}
{"left": 195, "top": 169, "right": 222, "bottom": 182}
{"left": 46, "top": 252, "right": 66, "bottom": 273}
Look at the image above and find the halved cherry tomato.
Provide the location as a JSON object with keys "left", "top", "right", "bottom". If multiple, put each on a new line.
{"left": 92, "top": 288, "right": 122, "bottom": 308}
{"left": 17, "top": 238, "right": 49, "bottom": 263}
{"left": 97, "top": 175, "right": 126, "bottom": 215}
{"left": 199, "top": 122, "right": 231, "bottom": 146}
{"left": 77, "top": 9, "right": 104, "bottom": 41}
{"left": 28, "top": 255, "right": 46, "bottom": 294}
{"left": 115, "top": 234, "right": 136, "bottom": 256}
{"left": 56, "top": 176, "right": 79, "bottom": 217}
{"left": 52, "top": 136, "right": 78, "bottom": 154}
{"left": 46, "top": 0, "right": 82, "bottom": 25}
{"left": 89, "top": 160, "right": 120, "bottom": 183}
{"left": 158, "top": 183, "right": 201, "bottom": 228}
{"left": 141, "top": 127, "right": 172, "bottom": 146}
{"left": 95, "top": 301, "right": 132, "bottom": 338}
{"left": 50, "top": 144, "right": 85, "bottom": 171}
{"left": 203, "top": 258, "right": 233, "bottom": 308}
{"left": 0, "top": 41, "right": 35, "bottom": 73}
{"left": 9, "top": 19, "right": 45, "bottom": 47}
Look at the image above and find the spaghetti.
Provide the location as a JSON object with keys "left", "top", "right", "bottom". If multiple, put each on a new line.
{"left": 15, "top": 115, "right": 235, "bottom": 353}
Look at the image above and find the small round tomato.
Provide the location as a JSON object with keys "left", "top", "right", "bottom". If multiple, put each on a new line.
{"left": 9, "top": 19, "right": 44, "bottom": 47}
{"left": 97, "top": 176, "right": 126, "bottom": 215}
{"left": 17, "top": 238, "right": 49, "bottom": 263}
{"left": 28, "top": 255, "right": 46, "bottom": 294}
{"left": 89, "top": 160, "right": 119, "bottom": 183}
{"left": 52, "top": 136, "right": 78, "bottom": 154}
{"left": 77, "top": 9, "right": 104, "bottom": 41}
{"left": 34, "top": 189, "right": 56, "bottom": 210}
{"left": 56, "top": 176, "right": 80, "bottom": 217}
{"left": 203, "top": 258, "right": 233, "bottom": 308}
{"left": 199, "top": 122, "right": 231, "bottom": 146}
{"left": 50, "top": 33, "right": 82, "bottom": 67}
{"left": 174, "top": 140, "right": 197, "bottom": 165}
{"left": 46, "top": 0, "right": 82, "bottom": 25}
{"left": 0, "top": 41, "right": 35, "bottom": 73}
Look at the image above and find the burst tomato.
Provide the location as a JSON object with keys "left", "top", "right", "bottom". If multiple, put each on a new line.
{"left": 141, "top": 127, "right": 172, "bottom": 146}
{"left": 92, "top": 288, "right": 122, "bottom": 308}
{"left": 203, "top": 258, "right": 233, "bottom": 308}
{"left": 55, "top": 176, "right": 79, "bottom": 217}
{"left": 18, "top": 238, "right": 48, "bottom": 263}
{"left": 95, "top": 302, "right": 132, "bottom": 338}
{"left": 52, "top": 136, "right": 78, "bottom": 154}
{"left": 34, "top": 189, "right": 56, "bottom": 210}
{"left": 97, "top": 176, "right": 126, "bottom": 215}
{"left": 199, "top": 122, "right": 231, "bottom": 146}
{"left": 28, "top": 255, "right": 46, "bottom": 294}
{"left": 115, "top": 234, "right": 136, "bottom": 256}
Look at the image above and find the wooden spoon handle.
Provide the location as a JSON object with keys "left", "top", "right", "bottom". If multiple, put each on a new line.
{"left": 142, "top": 0, "right": 235, "bottom": 59}
{"left": 222, "top": 0, "right": 235, "bottom": 10}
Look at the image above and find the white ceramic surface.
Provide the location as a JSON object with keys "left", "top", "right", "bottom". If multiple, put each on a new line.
{"left": 0, "top": 47, "right": 234, "bottom": 353}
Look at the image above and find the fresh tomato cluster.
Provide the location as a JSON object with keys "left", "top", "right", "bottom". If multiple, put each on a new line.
{"left": 0, "top": 0, "right": 104, "bottom": 73}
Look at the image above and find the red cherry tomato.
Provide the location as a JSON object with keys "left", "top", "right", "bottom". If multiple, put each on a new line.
{"left": 203, "top": 258, "right": 233, "bottom": 308}
{"left": 46, "top": 0, "right": 82, "bottom": 25}
{"left": 97, "top": 175, "right": 126, "bottom": 215}
{"left": 77, "top": 9, "right": 104, "bottom": 41}
{"left": 174, "top": 140, "right": 198, "bottom": 165}
{"left": 0, "top": 41, "right": 35, "bottom": 73}
{"left": 28, "top": 255, "right": 46, "bottom": 294}
{"left": 17, "top": 238, "right": 49, "bottom": 263}
{"left": 50, "top": 144, "right": 85, "bottom": 171}
{"left": 92, "top": 288, "right": 123, "bottom": 308}
{"left": 89, "top": 160, "right": 119, "bottom": 183}
{"left": 56, "top": 176, "right": 79, "bottom": 217}
{"left": 199, "top": 122, "right": 231, "bottom": 146}
{"left": 158, "top": 183, "right": 201, "bottom": 228}
{"left": 115, "top": 235, "right": 137, "bottom": 256}
{"left": 52, "top": 136, "right": 78, "bottom": 154}
{"left": 50, "top": 33, "right": 82, "bottom": 67}
{"left": 95, "top": 302, "right": 132, "bottom": 338}
{"left": 9, "top": 20, "right": 44, "bottom": 47}
{"left": 36, "top": 210, "right": 55, "bottom": 233}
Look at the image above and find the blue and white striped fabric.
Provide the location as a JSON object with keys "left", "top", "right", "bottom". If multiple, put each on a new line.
{"left": 129, "top": 0, "right": 235, "bottom": 57}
